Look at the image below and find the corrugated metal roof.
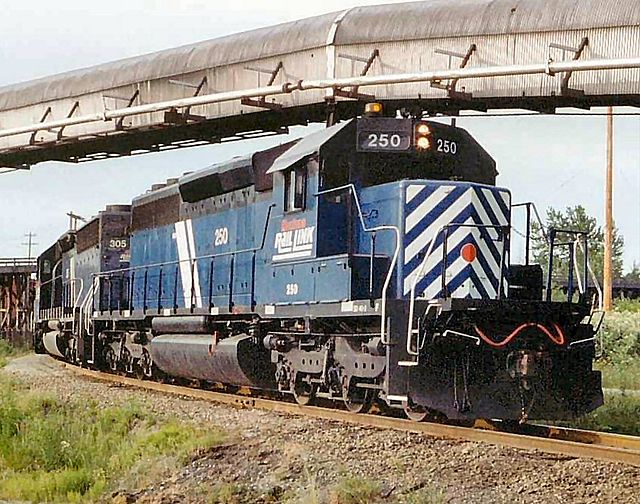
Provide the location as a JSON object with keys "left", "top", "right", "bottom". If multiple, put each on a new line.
{"left": 337, "top": 0, "right": 640, "bottom": 45}
{"left": 267, "top": 121, "right": 352, "bottom": 174}
{"left": 1, "top": 0, "right": 639, "bottom": 112}
{"left": 0, "top": 12, "right": 338, "bottom": 112}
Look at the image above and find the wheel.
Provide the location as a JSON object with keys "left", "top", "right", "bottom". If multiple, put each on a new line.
{"left": 342, "top": 378, "right": 373, "bottom": 414}
{"left": 120, "top": 348, "right": 133, "bottom": 375}
{"left": 104, "top": 347, "right": 118, "bottom": 373}
{"left": 138, "top": 349, "right": 154, "bottom": 379}
{"left": 403, "top": 400, "right": 429, "bottom": 422}
{"left": 65, "top": 338, "right": 78, "bottom": 364}
{"left": 292, "top": 374, "right": 315, "bottom": 406}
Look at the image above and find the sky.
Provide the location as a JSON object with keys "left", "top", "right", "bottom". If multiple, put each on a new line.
{"left": 0, "top": 0, "right": 638, "bottom": 271}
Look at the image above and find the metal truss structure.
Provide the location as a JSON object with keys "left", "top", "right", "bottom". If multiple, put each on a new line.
{"left": 0, "top": 0, "right": 640, "bottom": 169}
{"left": 0, "top": 259, "right": 37, "bottom": 344}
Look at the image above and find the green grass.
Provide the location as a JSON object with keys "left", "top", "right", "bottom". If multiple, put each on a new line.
{"left": 560, "top": 393, "right": 640, "bottom": 436}
{"left": 329, "top": 477, "right": 381, "bottom": 504}
{"left": 0, "top": 339, "right": 26, "bottom": 367}
{"left": 402, "top": 486, "right": 448, "bottom": 504}
{"left": 597, "top": 362, "right": 640, "bottom": 391}
{"left": 560, "top": 305, "right": 640, "bottom": 434}
{"left": 614, "top": 298, "right": 640, "bottom": 313}
{"left": 596, "top": 308, "right": 640, "bottom": 390}
{"left": 0, "top": 375, "right": 225, "bottom": 503}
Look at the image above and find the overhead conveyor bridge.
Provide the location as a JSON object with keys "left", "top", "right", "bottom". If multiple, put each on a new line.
{"left": 1, "top": 0, "right": 640, "bottom": 169}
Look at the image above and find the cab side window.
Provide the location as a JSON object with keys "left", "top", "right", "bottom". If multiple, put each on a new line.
{"left": 284, "top": 166, "right": 307, "bottom": 212}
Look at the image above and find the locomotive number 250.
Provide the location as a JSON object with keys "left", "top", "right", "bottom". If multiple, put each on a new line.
{"left": 367, "top": 133, "right": 403, "bottom": 148}
{"left": 214, "top": 227, "right": 229, "bottom": 246}
{"left": 437, "top": 138, "right": 458, "bottom": 154}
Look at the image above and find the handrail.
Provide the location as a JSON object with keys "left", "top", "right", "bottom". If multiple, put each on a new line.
{"left": 545, "top": 228, "right": 591, "bottom": 303}
{"left": 406, "top": 222, "right": 509, "bottom": 356}
{"left": 94, "top": 204, "right": 276, "bottom": 312}
{"left": 95, "top": 204, "right": 276, "bottom": 278}
{"left": 512, "top": 202, "right": 548, "bottom": 265}
{"left": 80, "top": 278, "right": 98, "bottom": 335}
{"left": 574, "top": 238, "right": 603, "bottom": 312}
{"left": 315, "top": 184, "right": 401, "bottom": 344}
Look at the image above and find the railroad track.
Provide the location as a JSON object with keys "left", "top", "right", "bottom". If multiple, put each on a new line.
{"left": 67, "top": 365, "right": 640, "bottom": 467}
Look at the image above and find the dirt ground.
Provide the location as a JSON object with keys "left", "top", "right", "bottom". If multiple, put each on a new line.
{"left": 3, "top": 354, "right": 640, "bottom": 504}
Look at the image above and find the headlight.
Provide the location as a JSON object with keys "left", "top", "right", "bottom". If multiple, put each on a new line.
{"left": 416, "top": 136, "right": 431, "bottom": 150}
{"left": 416, "top": 124, "right": 430, "bottom": 135}
{"left": 415, "top": 122, "right": 432, "bottom": 150}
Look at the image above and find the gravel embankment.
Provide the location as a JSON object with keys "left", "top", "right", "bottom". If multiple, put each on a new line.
{"left": 3, "top": 354, "right": 640, "bottom": 504}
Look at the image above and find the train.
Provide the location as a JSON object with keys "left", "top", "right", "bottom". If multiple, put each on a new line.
{"left": 34, "top": 104, "right": 604, "bottom": 422}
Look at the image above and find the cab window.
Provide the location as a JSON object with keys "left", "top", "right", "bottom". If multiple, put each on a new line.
{"left": 284, "top": 166, "right": 307, "bottom": 212}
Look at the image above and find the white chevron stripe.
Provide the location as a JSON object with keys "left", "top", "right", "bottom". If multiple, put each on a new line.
{"left": 404, "top": 190, "right": 473, "bottom": 264}
{"left": 500, "top": 189, "right": 511, "bottom": 210}
{"left": 405, "top": 225, "right": 501, "bottom": 298}
{"left": 471, "top": 258, "right": 497, "bottom": 298}
{"left": 405, "top": 185, "right": 455, "bottom": 233}
{"left": 406, "top": 184, "right": 425, "bottom": 204}
{"left": 404, "top": 220, "right": 474, "bottom": 294}
{"left": 419, "top": 227, "right": 489, "bottom": 298}
{"left": 404, "top": 184, "right": 511, "bottom": 300}
{"left": 481, "top": 187, "right": 509, "bottom": 225}
{"left": 405, "top": 191, "right": 507, "bottom": 269}
{"left": 473, "top": 231, "right": 501, "bottom": 281}
{"left": 473, "top": 192, "right": 502, "bottom": 240}
{"left": 450, "top": 282, "right": 477, "bottom": 299}
{"left": 421, "top": 253, "right": 474, "bottom": 299}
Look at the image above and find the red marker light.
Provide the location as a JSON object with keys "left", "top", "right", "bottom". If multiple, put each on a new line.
{"left": 461, "top": 243, "right": 477, "bottom": 263}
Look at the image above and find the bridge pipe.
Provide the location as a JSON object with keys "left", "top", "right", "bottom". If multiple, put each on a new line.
{"left": 1, "top": 57, "right": 640, "bottom": 140}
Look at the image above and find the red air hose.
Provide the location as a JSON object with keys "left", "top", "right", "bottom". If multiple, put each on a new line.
{"left": 473, "top": 322, "right": 565, "bottom": 348}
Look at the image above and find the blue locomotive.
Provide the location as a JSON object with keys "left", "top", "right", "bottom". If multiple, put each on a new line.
{"left": 35, "top": 105, "right": 603, "bottom": 422}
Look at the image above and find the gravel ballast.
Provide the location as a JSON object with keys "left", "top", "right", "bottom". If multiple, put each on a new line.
{"left": 3, "top": 354, "right": 640, "bottom": 504}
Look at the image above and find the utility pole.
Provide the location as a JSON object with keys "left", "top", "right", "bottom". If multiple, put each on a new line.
{"left": 22, "top": 233, "right": 37, "bottom": 260}
{"left": 66, "top": 211, "right": 87, "bottom": 231}
{"left": 603, "top": 106, "right": 614, "bottom": 311}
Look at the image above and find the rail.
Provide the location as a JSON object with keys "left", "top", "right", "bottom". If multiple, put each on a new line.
{"left": 66, "top": 364, "right": 640, "bottom": 467}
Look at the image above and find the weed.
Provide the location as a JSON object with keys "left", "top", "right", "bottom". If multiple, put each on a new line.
{"left": 0, "top": 339, "right": 24, "bottom": 367}
{"left": 614, "top": 298, "right": 640, "bottom": 314}
{"left": 402, "top": 485, "right": 448, "bottom": 504}
{"left": 330, "top": 476, "right": 381, "bottom": 504}
{"left": 0, "top": 376, "right": 226, "bottom": 502}
{"left": 597, "top": 362, "right": 640, "bottom": 391}
{"left": 208, "top": 482, "right": 245, "bottom": 504}
{"left": 559, "top": 393, "right": 640, "bottom": 436}
{"left": 596, "top": 309, "right": 640, "bottom": 390}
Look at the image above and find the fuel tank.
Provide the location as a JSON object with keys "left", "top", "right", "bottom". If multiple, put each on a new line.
{"left": 151, "top": 316, "right": 213, "bottom": 334}
{"left": 149, "top": 334, "right": 275, "bottom": 388}
{"left": 43, "top": 330, "right": 65, "bottom": 358}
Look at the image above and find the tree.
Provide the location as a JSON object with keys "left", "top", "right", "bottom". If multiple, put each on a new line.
{"left": 624, "top": 263, "right": 640, "bottom": 283}
{"left": 531, "top": 205, "right": 625, "bottom": 285}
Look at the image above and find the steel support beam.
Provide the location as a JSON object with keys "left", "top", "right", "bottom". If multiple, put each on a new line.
{"left": 1, "top": 57, "right": 640, "bottom": 141}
